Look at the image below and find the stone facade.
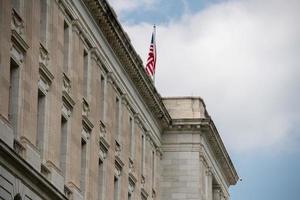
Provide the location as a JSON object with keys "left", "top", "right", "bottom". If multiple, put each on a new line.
{"left": 0, "top": 0, "right": 238, "bottom": 200}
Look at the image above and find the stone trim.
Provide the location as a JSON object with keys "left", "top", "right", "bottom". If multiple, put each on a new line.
{"left": 11, "top": 9, "right": 25, "bottom": 38}
{"left": 99, "top": 136, "right": 109, "bottom": 161}
{"left": 141, "top": 187, "right": 149, "bottom": 200}
{"left": 201, "top": 119, "right": 239, "bottom": 185}
{"left": 0, "top": 139, "right": 67, "bottom": 200}
{"left": 114, "top": 156, "right": 124, "bottom": 177}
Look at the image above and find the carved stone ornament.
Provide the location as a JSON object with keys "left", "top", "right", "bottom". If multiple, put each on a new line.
{"left": 128, "top": 174, "right": 136, "bottom": 194}
{"left": 129, "top": 157, "right": 134, "bottom": 172}
{"left": 63, "top": 73, "right": 71, "bottom": 94}
{"left": 82, "top": 97, "right": 90, "bottom": 117}
{"left": 39, "top": 43, "right": 50, "bottom": 68}
{"left": 115, "top": 156, "right": 124, "bottom": 177}
{"left": 115, "top": 139, "right": 121, "bottom": 157}
{"left": 141, "top": 187, "right": 149, "bottom": 200}
{"left": 99, "top": 136, "right": 109, "bottom": 161}
{"left": 152, "top": 189, "right": 156, "bottom": 198}
{"left": 99, "top": 120, "right": 106, "bottom": 137}
{"left": 11, "top": 9, "right": 24, "bottom": 36}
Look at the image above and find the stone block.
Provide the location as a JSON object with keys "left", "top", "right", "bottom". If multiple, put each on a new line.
{"left": 0, "top": 119, "right": 14, "bottom": 148}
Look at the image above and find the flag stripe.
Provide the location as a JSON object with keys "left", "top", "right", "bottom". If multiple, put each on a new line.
{"left": 145, "top": 26, "right": 156, "bottom": 78}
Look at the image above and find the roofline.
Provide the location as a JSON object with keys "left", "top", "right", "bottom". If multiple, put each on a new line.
{"left": 83, "top": 0, "right": 172, "bottom": 128}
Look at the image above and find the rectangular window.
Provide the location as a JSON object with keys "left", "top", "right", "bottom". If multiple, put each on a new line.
{"left": 141, "top": 134, "right": 145, "bottom": 175}
{"left": 60, "top": 116, "right": 68, "bottom": 174}
{"left": 98, "top": 159, "right": 105, "bottom": 200}
{"left": 129, "top": 117, "right": 135, "bottom": 158}
{"left": 114, "top": 177, "right": 119, "bottom": 200}
{"left": 36, "top": 90, "right": 46, "bottom": 153}
{"left": 128, "top": 193, "right": 131, "bottom": 200}
{"left": 9, "top": 58, "right": 20, "bottom": 135}
{"left": 40, "top": 0, "right": 48, "bottom": 45}
{"left": 83, "top": 50, "right": 89, "bottom": 98}
{"left": 152, "top": 150, "right": 155, "bottom": 188}
{"left": 63, "top": 21, "right": 70, "bottom": 71}
{"left": 80, "top": 138, "right": 87, "bottom": 194}
{"left": 115, "top": 97, "right": 120, "bottom": 139}
{"left": 100, "top": 75, "right": 105, "bottom": 120}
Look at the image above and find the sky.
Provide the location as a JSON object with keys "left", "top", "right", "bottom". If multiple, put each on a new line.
{"left": 107, "top": 0, "right": 300, "bottom": 199}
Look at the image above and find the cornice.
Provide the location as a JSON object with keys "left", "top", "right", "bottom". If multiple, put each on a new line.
{"left": 165, "top": 116, "right": 238, "bottom": 186}
{"left": 0, "top": 139, "right": 67, "bottom": 200}
{"left": 200, "top": 118, "right": 239, "bottom": 186}
{"left": 83, "top": 0, "right": 171, "bottom": 129}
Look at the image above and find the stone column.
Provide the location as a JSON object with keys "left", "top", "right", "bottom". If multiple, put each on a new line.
{"left": 199, "top": 155, "right": 207, "bottom": 199}
{"left": 206, "top": 169, "right": 213, "bottom": 200}
{"left": 213, "top": 185, "right": 222, "bottom": 200}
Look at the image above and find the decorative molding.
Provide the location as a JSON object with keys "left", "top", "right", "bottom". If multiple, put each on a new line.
{"left": 114, "top": 139, "right": 121, "bottom": 157}
{"left": 11, "top": 9, "right": 24, "bottom": 37}
{"left": 206, "top": 167, "right": 213, "bottom": 177}
{"left": 141, "top": 174, "right": 145, "bottom": 185}
{"left": 62, "top": 89, "right": 75, "bottom": 120}
{"left": 0, "top": 140, "right": 67, "bottom": 200}
{"left": 39, "top": 43, "right": 50, "bottom": 68}
{"left": 99, "top": 136, "right": 109, "bottom": 161}
{"left": 82, "top": 116, "right": 93, "bottom": 133}
{"left": 13, "top": 139, "right": 25, "bottom": 158}
{"left": 152, "top": 188, "right": 156, "bottom": 199}
{"left": 99, "top": 120, "right": 106, "bottom": 137}
{"left": 71, "top": 19, "right": 82, "bottom": 35}
{"left": 82, "top": 97, "right": 90, "bottom": 117}
{"left": 141, "top": 187, "right": 149, "bottom": 200}
{"left": 201, "top": 119, "right": 239, "bottom": 185}
{"left": 62, "top": 73, "right": 71, "bottom": 94}
{"left": 39, "top": 62, "right": 54, "bottom": 86}
{"left": 115, "top": 156, "right": 124, "bottom": 177}
{"left": 39, "top": 48, "right": 54, "bottom": 95}
{"left": 64, "top": 185, "right": 72, "bottom": 199}
{"left": 128, "top": 157, "right": 134, "bottom": 173}
{"left": 128, "top": 172, "right": 137, "bottom": 194}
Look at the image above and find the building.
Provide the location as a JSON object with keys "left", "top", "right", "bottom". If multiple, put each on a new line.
{"left": 0, "top": 0, "right": 238, "bottom": 200}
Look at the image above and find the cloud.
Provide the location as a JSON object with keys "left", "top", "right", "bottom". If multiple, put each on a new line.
{"left": 119, "top": 0, "right": 300, "bottom": 154}
{"left": 107, "top": 0, "right": 157, "bottom": 16}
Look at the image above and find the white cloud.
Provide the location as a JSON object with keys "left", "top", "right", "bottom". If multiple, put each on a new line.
{"left": 107, "top": 0, "right": 157, "bottom": 15}
{"left": 120, "top": 0, "right": 300, "bottom": 154}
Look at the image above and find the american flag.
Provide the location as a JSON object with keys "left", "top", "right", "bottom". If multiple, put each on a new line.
{"left": 145, "top": 26, "right": 156, "bottom": 79}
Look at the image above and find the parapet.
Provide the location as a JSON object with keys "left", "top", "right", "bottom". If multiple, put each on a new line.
{"left": 162, "top": 96, "right": 208, "bottom": 120}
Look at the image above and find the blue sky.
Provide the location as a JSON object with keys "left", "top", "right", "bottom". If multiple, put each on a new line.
{"left": 108, "top": 0, "right": 300, "bottom": 199}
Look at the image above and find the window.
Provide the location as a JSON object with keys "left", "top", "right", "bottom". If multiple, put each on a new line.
{"left": 141, "top": 134, "right": 145, "bottom": 175}
{"left": 115, "top": 97, "right": 120, "bottom": 139}
{"left": 129, "top": 117, "right": 135, "bottom": 158}
{"left": 9, "top": 58, "right": 20, "bottom": 135}
{"left": 98, "top": 159, "right": 105, "bottom": 200}
{"left": 114, "top": 176, "right": 120, "bottom": 200}
{"left": 40, "top": 0, "right": 48, "bottom": 45}
{"left": 128, "top": 193, "right": 132, "bottom": 200}
{"left": 100, "top": 75, "right": 105, "bottom": 120}
{"left": 60, "top": 115, "right": 68, "bottom": 174}
{"left": 152, "top": 150, "right": 155, "bottom": 188}
{"left": 63, "top": 21, "right": 70, "bottom": 71}
{"left": 80, "top": 138, "right": 87, "bottom": 194}
{"left": 83, "top": 50, "right": 89, "bottom": 98}
{"left": 36, "top": 90, "right": 46, "bottom": 153}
